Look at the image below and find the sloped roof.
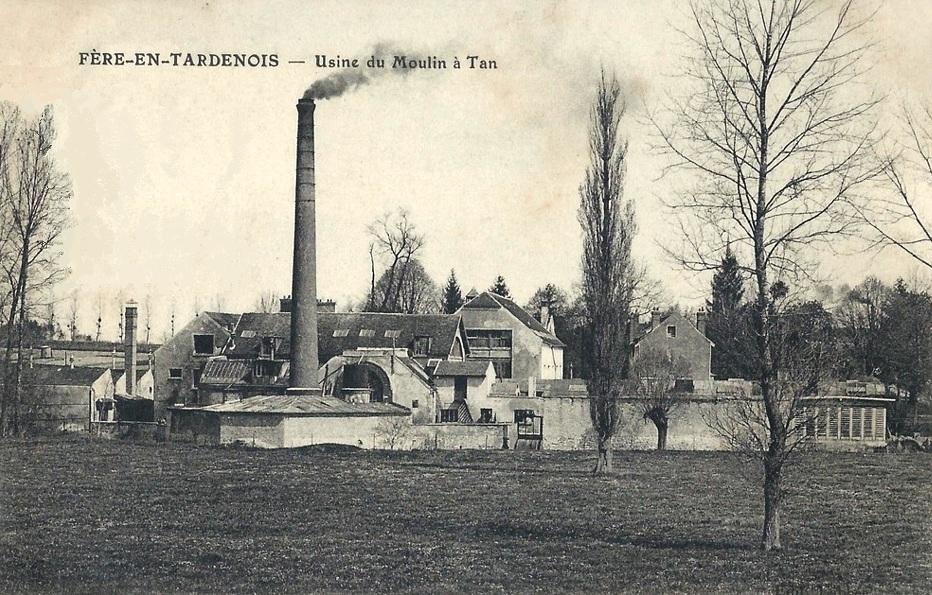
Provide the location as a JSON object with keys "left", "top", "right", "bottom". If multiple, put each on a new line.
{"left": 47, "top": 340, "right": 160, "bottom": 353}
{"left": 222, "top": 311, "right": 463, "bottom": 362}
{"left": 204, "top": 312, "right": 241, "bottom": 330}
{"left": 23, "top": 364, "right": 109, "bottom": 387}
{"left": 632, "top": 311, "right": 712, "bottom": 346}
{"left": 202, "top": 394, "right": 410, "bottom": 417}
{"left": 109, "top": 368, "right": 152, "bottom": 382}
{"left": 200, "top": 359, "right": 251, "bottom": 385}
{"left": 489, "top": 378, "right": 590, "bottom": 398}
{"left": 433, "top": 360, "right": 493, "bottom": 377}
{"left": 461, "top": 291, "right": 565, "bottom": 347}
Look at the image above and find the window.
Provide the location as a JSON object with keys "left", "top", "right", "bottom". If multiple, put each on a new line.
{"left": 333, "top": 329, "right": 349, "bottom": 337}
{"left": 666, "top": 325, "right": 677, "bottom": 338}
{"left": 492, "top": 361, "right": 512, "bottom": 379}
{"left": 414, "top": 336, "right": 431, "bottom": 356}
{"left": 259, "top": 337, "right": 276, "bottom": 359}
{"left": 440, "top": 408, "right": 458, "bottom": 423}
{"left": 411, "top": 399, "right": 419, "bottom": 409}
{"left": 465, "top": 329, "right": 512, "bottom": 378}
{"left": 479, "top": 408, "right": 494, "bottom": 423}
{"left": 359, "top": 329, "right": 375, "bottom": 337}
{"left": 193, "top": 334, "right": 214, "bottom": 355}
{"left": 514, "top": 409, "right": 535, "bottom": 423}
{"left": 192, "top": 369, "right": 202, "bottom": 389}
{"left": 169, "top": 368, "right": 183, "bottom": 380}
{"left": 384, "top": 329, "right": 402, "bottom": 339}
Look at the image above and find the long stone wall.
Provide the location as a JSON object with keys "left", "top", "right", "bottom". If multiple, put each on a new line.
{"left": 408, "top": 423, "right": 509, "bottom": 450}
{"left": 482, "top": 395, "right": 735, "bottom": 451}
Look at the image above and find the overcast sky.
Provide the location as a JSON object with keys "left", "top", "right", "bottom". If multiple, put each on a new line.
{"left": 2, "top": 0, "right": 931, "bottom": 340}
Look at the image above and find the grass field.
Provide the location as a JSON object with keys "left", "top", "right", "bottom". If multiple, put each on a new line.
{"left": 0, "top": 438, "right": 929, "bottom": 594}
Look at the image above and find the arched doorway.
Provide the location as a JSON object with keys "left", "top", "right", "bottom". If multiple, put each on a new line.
{"left": 340, "top": 362, "right": 393, "bottom": 403}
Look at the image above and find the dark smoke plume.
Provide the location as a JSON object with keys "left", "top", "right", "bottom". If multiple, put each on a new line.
{"left": 303, "top": 42, "right": 426, "bottom": 100}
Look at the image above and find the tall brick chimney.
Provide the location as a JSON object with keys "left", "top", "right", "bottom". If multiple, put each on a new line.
{"left": 124, "top": 302, "right": 137, "bottom": 396}
{"left": 288, "top": 97, "right": 320, "bottom": 392}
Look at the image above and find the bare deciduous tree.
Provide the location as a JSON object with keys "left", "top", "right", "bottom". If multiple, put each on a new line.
{"left": 374, "top": 415, "right": 412, "bottom": 450}
{"left": 860, "top": 103, "right": 932, "bottom": 268}
{"left": 143, "top": 294, "right": 153, "bottom": 345}
{"left": 652, "top": 0, "right": 881, "bottom": 550}
{"left": 365, "top": 208, "right": 430, "bottom": 313}
{"left": 67, "top": 290, "right": 78, "bottom": 341}
{"left": 253, "top": 290, "right": 279, "bottom": 313}
{"left": 629, "top": 346, "right": 691, "bottom": 450}
{"left": 0, "top": 104, "right": 71, "bottom": 436}
{"left": 94, "top": 292, "right": 103, "bottom": 342}
{"left": 579, "top": 70, "right": 639, "bottom": 474}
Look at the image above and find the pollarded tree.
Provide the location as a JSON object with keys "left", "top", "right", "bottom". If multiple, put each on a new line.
{"left": 579, "top": 70, "right": 639, "bottom": 474}
{"left": 629, "top": 346, "right": 691, "bottom": 450}
{"left": 652, "top": 0, "right": 882, "bottom": 550}
{"left": 441, "top": 269, "right": 464, "bottom": 314}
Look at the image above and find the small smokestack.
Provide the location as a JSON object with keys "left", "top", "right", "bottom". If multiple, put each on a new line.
{"left": 279, "top": 296, "right": 292, "bottom": 313}
{"left": 289, "top": 98, "right": 321, "bottom": 392}
{"left": 696, "top": 307, "right": 708, "bottom": 337}
{"left": 125, "top": 302, "right": 138, "bottom": 396}
{"left": 650, "top": 307, "right": 662, "bottom": 330}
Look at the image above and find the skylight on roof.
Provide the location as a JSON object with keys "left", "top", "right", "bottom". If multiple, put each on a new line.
{"left": 359, "top": 329, "right": 375, "bottom": 337}
{"left": 241, "top": 330, "right": 256, "bottom": 338}
{"left": 333, "top": 329, "right": 349, "bottom": 337}
{"left": 384, "top": 329, "right": 402, "bottom": 338}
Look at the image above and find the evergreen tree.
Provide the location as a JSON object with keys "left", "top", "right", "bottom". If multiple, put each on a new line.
{"left": 488, "top": 275, "right": 511, "bottom": 299}
{"left": 706, "top": 247, "right": 753, "bottom": 379}
{"left": 877, "top": 279, "right": 932, "bottom": 432}
{"left": 526, "top": 283, "right": 570, "bottom": 319}
{"left": 441, "top": 269, "right": 464, "bottom": 314}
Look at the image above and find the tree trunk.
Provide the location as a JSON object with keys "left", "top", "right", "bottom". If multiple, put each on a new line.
{"left": 762, "top": 457, "right": 782, "bottom": 551}
{"left": 593, "top": 434, "right": 613, "bottom": 474}
{"left": 655, "top": 419, "right": 668, "bottom": 450}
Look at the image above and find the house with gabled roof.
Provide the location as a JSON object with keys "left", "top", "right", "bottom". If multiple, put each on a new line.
{"left": 630, "top": 308, "right": 714, "bottom": 392}
{"left": 457, "top": 291, "right": 565, "bottom": 381}
{"left": 152, "top": 311, "right": 239, "bottom": 419}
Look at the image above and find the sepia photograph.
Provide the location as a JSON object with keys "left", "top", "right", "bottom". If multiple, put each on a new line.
{"left": 0, "top": 0, "right": 930, "bottom": 592}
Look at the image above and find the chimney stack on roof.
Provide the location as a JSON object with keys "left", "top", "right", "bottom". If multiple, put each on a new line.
{"left": 650, "top": 307, "right": 662, "bottom": 330}
{"left": 696, "top": 307, "right": 708, "bottom": 337}
{"left": 539, "top": 303, "right": 552, "bottom": 333}
{"left": 288, "top": 97, "right": 321, "bottom": 394}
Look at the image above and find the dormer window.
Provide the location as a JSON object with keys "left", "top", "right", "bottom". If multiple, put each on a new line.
{"left": 666, "top": 325, "right": 677, "bottom": 338}
{"left": 414, "top": 336, "right": 431, "bottom": 356}
{"left": 259, "top": 337, "right": 276, "bottom": 359}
